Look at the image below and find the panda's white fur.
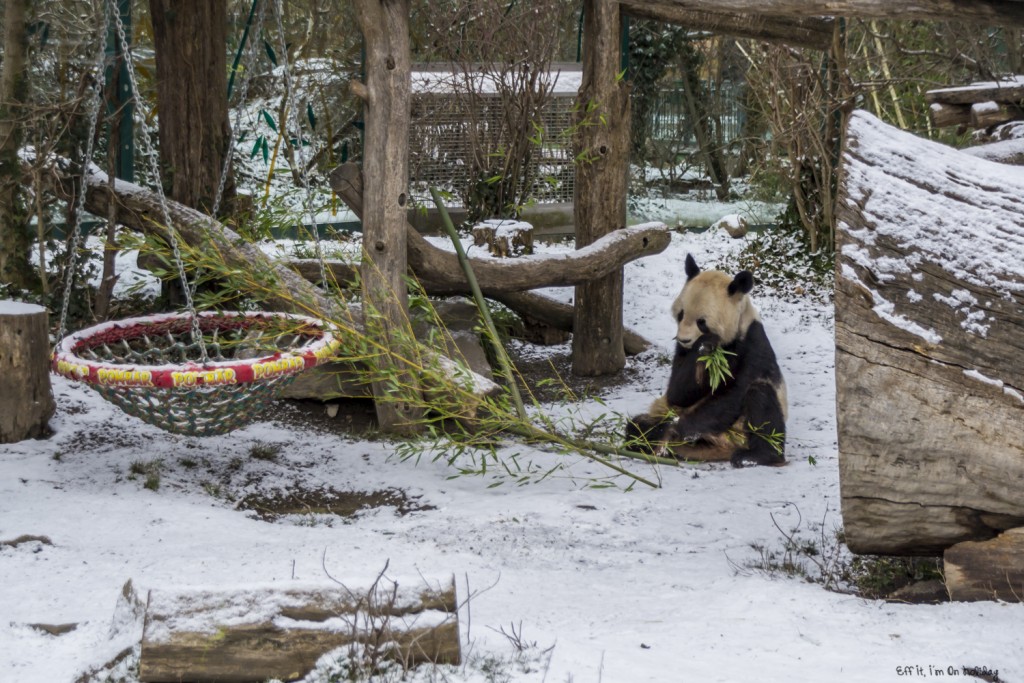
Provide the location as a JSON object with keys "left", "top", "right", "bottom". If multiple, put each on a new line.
{"left": 672, "top": 269, "right": 761, "bottom": 350}
{"left": 627, "top": 254, "right": 788, "bottom": 467}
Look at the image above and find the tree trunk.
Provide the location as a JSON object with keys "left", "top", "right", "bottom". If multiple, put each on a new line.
{"left": 0, "top": 0, "right": 35, "bottom": 292}
{"left": 138, "top": 580, "right": 460, "bottom": 683}
{"left": 836, "top": 111, "right": 1024, "bottom": 556}
{"left": 573, "top": 0, "right": 630, "bottom": 377}
{"left": 353, "top": 0, "right": 424, "bottom": 434}
{"left": 149, "top": 0, "right": 235, "bottom": 215}
{"left": 0, "top": 302, "right": 54, "bottom": 442}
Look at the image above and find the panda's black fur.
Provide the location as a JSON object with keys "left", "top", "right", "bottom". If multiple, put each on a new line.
{"left": 625, "top": 254, "right": 787, "bottom": 467}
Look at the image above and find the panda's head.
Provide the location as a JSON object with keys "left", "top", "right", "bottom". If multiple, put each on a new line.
{"left": 670, "top": 254, "right": 760, "bottom": 349}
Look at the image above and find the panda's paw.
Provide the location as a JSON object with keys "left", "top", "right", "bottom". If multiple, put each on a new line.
{"left": 730, "top": 451, "right": 786, "bottom": 468}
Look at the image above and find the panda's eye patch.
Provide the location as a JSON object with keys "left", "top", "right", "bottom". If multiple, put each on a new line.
{"left": 676, "top": 309, "right": 685, "bottom": 322}
{"left": 697, "top": 318, "right": 709, "bottom": 333}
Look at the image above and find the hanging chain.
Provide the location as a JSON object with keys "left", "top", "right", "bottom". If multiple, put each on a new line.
{"left": 272, "top": 0, "right": 330, "bottom": 293}
{"left": 56, "top": 0, "right": 110, "bottom": 346}
{"left": 108, "top": 0, "right": 208, "bottom": 361}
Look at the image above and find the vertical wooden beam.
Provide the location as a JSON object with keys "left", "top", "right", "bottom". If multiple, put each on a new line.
{"left": 572, "top": 0, "right": 631, "bottom": 376}
{"left": 354, "top": 0, "right": 424, "bottom": 433}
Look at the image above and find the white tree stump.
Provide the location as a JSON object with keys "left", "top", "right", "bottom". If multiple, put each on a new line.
{"left": 471, "top": 219, "right": 534, "bottom": 257}
{"left": 0, "top": 301, "right": 55, "bottom": 443}
{"left": 835, "top": 111, "right": 1024, "bottom": 555}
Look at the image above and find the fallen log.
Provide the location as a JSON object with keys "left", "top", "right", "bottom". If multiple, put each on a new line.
{"left": 288, "top": 259, "right": 652, "bottom": 355}
{"left": 944, "top": 527, "right": 1024, "bottom": 602}
{"left": 138, "top": 578, "right": 460, "bottom": 683}
{"left": 836, "top": 111, "right": 1024, "bottom": 555}
{"left": 328, "top": 163, "right": 660, "bottom": 354}
{"left": 32, "top": 160, "right": 499, "bottom": 409}
{"left": 330, "top": 163, "right": 669, "bottom": 294}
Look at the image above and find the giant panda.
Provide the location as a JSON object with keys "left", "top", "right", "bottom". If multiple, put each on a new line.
{"left": 625, "top": 253, "right": 788, "bottom": 467}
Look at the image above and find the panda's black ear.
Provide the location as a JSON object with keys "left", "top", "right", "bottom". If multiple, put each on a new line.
{"left": 728, "top": 270, "right": 754, "bottom": 296}
{"left": 685, "top": 254, "right": 700, "bottom": 280}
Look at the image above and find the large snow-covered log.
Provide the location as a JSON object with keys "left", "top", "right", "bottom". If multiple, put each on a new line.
{"left": 836, "top": 111, "right": 1024, "bottom": 555}
{"left": 138, "top": 579, "right": 460, "bottom": 683}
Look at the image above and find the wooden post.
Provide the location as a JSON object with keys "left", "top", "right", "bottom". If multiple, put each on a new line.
{"left": 572, "top": 0, "right": 630, "bottom": 376}
{"left": 0, "top": 301, "right": 55, "bottom": 442}
{"left": 353, "top": 0, "right": 424, "bottom": 434}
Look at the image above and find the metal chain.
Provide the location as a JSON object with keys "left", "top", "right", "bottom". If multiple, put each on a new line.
{"left": 56, "top": 0, "right": 110, "bottom": 346}
{"left": 272, "top": 0, "right": 329, "bottom": 292}
{"left": 108, "top": 0, "right": 208, "bottom": 361}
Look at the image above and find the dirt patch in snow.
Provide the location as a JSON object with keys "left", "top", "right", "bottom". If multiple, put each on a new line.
{"left": 237, "top": 486, "right": 435, "bottom": 522}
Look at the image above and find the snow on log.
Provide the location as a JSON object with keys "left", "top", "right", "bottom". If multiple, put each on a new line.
{"left": 944, "top": 527, "right": 1024, "bottom": 602}
{"left": 30, "top": 159, "right": 498, "bottom": 409}
{"left": 0, "top": 301, "right": 55, "bottom": 443}
{"left": 329, "top": 163, "right": 670, "bottom": 294}
{"left": 138, "top": 579, "right": 460, "bottom": 683}
{"left": 836, "top": 110, "right": 1024, "bottom": 555}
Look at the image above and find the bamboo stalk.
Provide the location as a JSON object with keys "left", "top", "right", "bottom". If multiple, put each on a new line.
{"left": 431, "top": 187, "right": 528, "bottom": 422}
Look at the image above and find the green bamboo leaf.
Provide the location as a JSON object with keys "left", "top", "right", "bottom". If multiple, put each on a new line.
{"left": 249, "top": 135, "right": 264, "bottom": 159}
{"left": 306, "top": 103, "right": 317, "bottom": 130}
{"left": 261, "top": 137, "right": 269, "bottom": 163}
{"left": 263, "top": 39, "right": 277, "bottom": 66}
{"left": 261, "top": 109, "right": 277, "bottom": 132}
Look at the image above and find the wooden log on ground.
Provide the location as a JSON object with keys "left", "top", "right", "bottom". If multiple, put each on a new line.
{"left": 289, "top": 259, "right": 653, "bottom": 355}
{"left": 970, "top": 101, "right": 1024, "bottom": 129}
{"left": 572, "top": 0, "right": 631, "bottom": 377}
{"left": 836, "top": 110, "right": 1024, "bottom": 556}
{"left": 926, "top": 80, "right": 1024, "bottom": 106}
{"left": 944, "top": 527, "right": 1024, "bottom": 602}
{"left": 928, "top": 102, "right": 971, "bottom": 129}
{"left": 139, "top": 579, "right": 460, "bottom": 683}
{"left": 961, "top": 138, "right": 1024, "bottom": 165}
{"left": 0, "top": 301, "right": 55, "bottom": 442}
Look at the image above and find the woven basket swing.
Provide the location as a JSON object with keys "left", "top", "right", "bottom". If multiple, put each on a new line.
{"left": 52, "top": 311, "right": 339, "bottom": 436}
{"left": 53, "top": 0, "right": 338, "bottom": 437}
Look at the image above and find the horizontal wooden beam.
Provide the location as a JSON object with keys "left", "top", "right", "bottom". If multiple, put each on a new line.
{"left": 621, "top": 0, "right": 1024, "bottom": 28}
{"left": 926, "top": 82, "right": 1024, "bottom": 105}
{"left": 620, "top": 2, "right": 835, "bottom": 50}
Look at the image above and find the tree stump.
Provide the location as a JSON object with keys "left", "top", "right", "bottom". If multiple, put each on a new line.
{"left": 471, "top": 219, "right": 534, "bottom": 257}
{"left": 835, "top": 111, "right": 1024, "bottom": 555}
{"left": 944, "top": 527, "right": 1024, "bottom": 602}
{"left": 0, "top": 301, "right": 55, "bottom": 442}
{"left": 139, "top": 579, "right": 460, "bottom": 683}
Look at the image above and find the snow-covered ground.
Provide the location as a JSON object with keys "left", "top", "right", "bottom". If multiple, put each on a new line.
{"left": 2, "top": 227, "right": 1022, "bottom": 683}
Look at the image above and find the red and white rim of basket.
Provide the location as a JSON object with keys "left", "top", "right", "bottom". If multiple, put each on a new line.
{"left": 52, "top": 311, "right": 341, "bottom": 390}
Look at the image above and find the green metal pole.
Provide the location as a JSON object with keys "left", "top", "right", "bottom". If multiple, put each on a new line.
{"left": 104, "top": 0, "right": 133, "bottom": 181}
